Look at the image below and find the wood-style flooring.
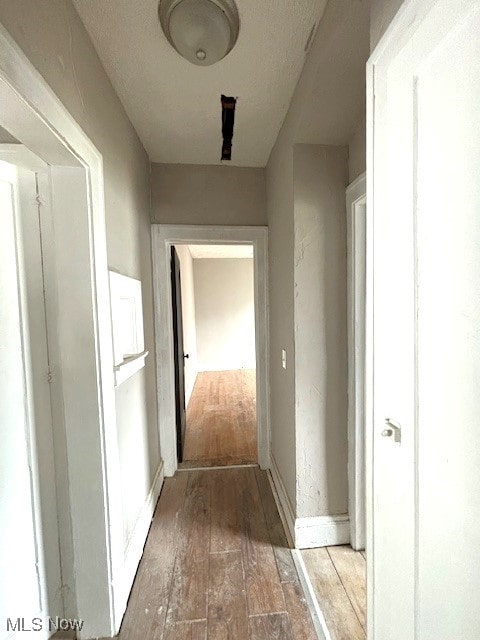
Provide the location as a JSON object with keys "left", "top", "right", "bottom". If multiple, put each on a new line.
{"left": 302, "top": 546, "right": 366, "bottom": 640}
{"left": 119, "top": 467, "right": 317, "bottom": 640}
{"left": 183, "top": 369, "right": 257, "bottom": 467}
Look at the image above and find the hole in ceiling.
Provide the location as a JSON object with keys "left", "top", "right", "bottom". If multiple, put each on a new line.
{"left": 221, "top": 95, "right": 236, "bottom": 161}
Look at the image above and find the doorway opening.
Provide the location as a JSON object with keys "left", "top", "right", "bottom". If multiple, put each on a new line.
{"left": 0, "top": 153, "right": 65, "bottom": 636}
{"left": 171, "top": 243, "right": 257, "bottom": 468}
{"left": 152, "top": 224, "right": 269, "bottom": 477}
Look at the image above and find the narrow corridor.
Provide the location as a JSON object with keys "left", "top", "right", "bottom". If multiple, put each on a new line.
{"left": 119, "top": 467, "right": 317, "bottom": 639}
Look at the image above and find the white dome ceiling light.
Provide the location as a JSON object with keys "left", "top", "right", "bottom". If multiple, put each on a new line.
{"left": 159, "top": 0, "right": 240, "bottom": 67}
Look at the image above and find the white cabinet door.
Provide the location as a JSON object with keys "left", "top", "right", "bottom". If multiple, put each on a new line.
{"left": 369, "top": 1, "right": 480, "bottom": 638}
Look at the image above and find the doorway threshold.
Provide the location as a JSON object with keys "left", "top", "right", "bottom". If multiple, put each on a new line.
{"left": 177, "top": 462, "right": 259, "bottom": 472}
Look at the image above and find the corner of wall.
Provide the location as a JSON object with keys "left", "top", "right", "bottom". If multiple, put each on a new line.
{"left": 293, "top": 144, "right": 349, "bottom": 527}
{"left": 348, "top": 114, "right": 366, "bottom": 184}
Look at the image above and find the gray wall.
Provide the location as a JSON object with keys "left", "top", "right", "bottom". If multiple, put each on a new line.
{"left": 151, "top": 163, "right": 267, "bottom": 226}
{"left": 294, "top": 144, "right": 349, "bottom": 518}
{"left": 371, "top": 0, "right": 405, "bottom": 50}
{"left": 194, "top": 259, "right": 255, "bottom": 372}
{"left": 0, "top": 125, "right": 19, "bottom": 143}
{"left": 0, "top": 0, "right": 159, "bottom": 552}
{"left": 266, "top": 132, "right": 297, "bottom": 509}
{"left": 266, "top": 0, "right": 368, "bottom": 518}
{"left": 348, "top": 114, "right": 366, "bottom": 183}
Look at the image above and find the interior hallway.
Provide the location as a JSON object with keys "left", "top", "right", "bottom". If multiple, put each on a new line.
{"left": 183, "top": 369, "right": 257, "bottom": 467}
{"left": 119, "top": 466, "right": 317, "bottom": 640}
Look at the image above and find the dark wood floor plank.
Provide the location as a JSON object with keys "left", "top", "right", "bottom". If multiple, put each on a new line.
{"left": 210, "top": 469, "right": 243, "bottom": 553}
{"left": 166, "top": 471, "right": 211, "bottom": 624}
{"left": 302, "top": 548, "right": 365, "bottom": 640}
{"left": 327, "top": 545, "right": 366, "bottom": 632}
{"left": 118, "top": 473, "right": 189, "bottom": 640}
{"left": 120, "top": 468, "right": 321, "bottom": 640}
{"left": 241, "top": 469, "right": 286, "bottom": 615}
{"left": 282, "top": 581, "right": 318, "bottom": 640}
{"left": 208, "top": 550, "right": 249, "bottom": 639}
{"left": 248, "top": 613, "right": 294, "bottom": 640}
{"left": 164, "top": 620, "right": 207, "bottom": 640}
{"left": 254, "top": 468, "right": 298, "bottom": 584}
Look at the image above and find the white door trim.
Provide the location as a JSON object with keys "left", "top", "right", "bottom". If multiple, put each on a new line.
{"left": 0, "top": 23, "right": 125, "bottom": 638}
{"left": 346, "top": 172, "right": 367, "bottom": 551}
{"left": 152, "top": 224, "right": 270, "bottom": 475}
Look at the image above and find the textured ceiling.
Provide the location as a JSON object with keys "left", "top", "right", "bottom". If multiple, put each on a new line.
{"left": 73, "top": 0, "right": 326, "bottom": 167}
{"left": 187, "top": 244, "right": 253, "bottom": 259}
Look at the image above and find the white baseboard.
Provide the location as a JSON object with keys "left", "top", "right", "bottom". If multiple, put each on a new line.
{"left": 121, "top": 461, "right": 164, "bottom": 606}
{"left": 295, "top": 514, "right": 350, "bottom": 549}
{"left": 268, "top": 455, "right": 296, "bottom": 545}
{"left": 269, "top": 455, "right": 349, "bottom": 549}
{"left": 267, "top": 458, "right": 330, "bottom": 640}
{"left": 291, "top": 549, "right": 331, "bottom": 640}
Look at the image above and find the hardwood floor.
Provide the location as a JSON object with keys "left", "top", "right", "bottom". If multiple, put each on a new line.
{"left": 119, "top": 467, "right": 317, "bottom": 640}
{"left": 183, "top": 369, "right": 257, "bottom": 467}
{"left": 302, "top": 545, "right": 366, "bottom": 640}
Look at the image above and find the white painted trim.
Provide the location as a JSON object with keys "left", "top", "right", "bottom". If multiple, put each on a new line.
{"left": 267, "top": 463, "right": 329, "bottom": 640}
{"left": 114, "top": 350, "right": 149, "bottom": 387}
{"left": 123, "top": 461, "right": 164, "bottom": 593}
{"left": 295, "top": 515, "right": 350, "bottom": 549}
{"left": 269, "top": 455, "right": 350, "bottom": 549}
{"left": 291, "top": 550, "right": 331, "bottom": 640}
{"left": 152, "top": 224, "right": 270, "bottom": 475}
{"left": 0, "top": 143, "right": 47, "bottom": 171}
{"left": 366, "top": 51, "right": 376, "bottom": 640}
{"left": 109, "top": 270, "right": 145, "bottom": 367}
{"left": 0, "top": 22, "right": 126, "bottom": 637}
{"left": 177, "top": 463, "right": 258, "bottom": 472}
{"left": 346, "top": 172, "right": 367, "bottom": 551}
{"left": 268, "top": 455, "right": 296, "bottom": 546}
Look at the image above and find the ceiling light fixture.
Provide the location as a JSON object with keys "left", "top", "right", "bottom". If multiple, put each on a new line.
{"left": 159, "top": 0, "right": 240, "bottom": 67}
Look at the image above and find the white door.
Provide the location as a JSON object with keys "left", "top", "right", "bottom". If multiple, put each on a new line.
{"left": 0, "top": 160, "right": 62, "bottom": 639}
{"left": 369, "top": 0, "right": 480, "bottom": 637}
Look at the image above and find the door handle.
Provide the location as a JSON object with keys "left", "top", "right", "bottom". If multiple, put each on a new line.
{"left": 382, "top": 418, "right": 402, "bottom": 443}
{"left": 183, "top": 353, "right": 189, "bottom": 359}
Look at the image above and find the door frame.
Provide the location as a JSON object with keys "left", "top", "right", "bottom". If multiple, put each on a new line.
{"left": 346, "top": 172, "right": 367, "bottom": 551}
{"left": 0, "top": 24, "right": 126, "bottom": 637}
{"left": 170, "top": 245, "right": 187, "bottom": 462}
{"left": 152, "top": 224, "right": 270, "bottom": 475}
{"left": 0, "top": 156, "right": 65, "bottom": 631}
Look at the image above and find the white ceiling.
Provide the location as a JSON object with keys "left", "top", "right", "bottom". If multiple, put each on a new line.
{"left": 73, "top": 0, "right": 327, "bottom": 167}
{"left": 187, "top": 244, "right": 253, "bottom": 259}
